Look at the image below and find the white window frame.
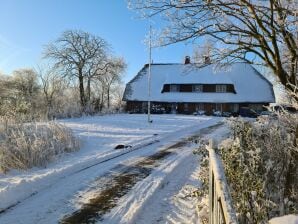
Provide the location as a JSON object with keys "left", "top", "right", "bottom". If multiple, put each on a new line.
{"left": 192, "top": 84, "right": 203, "bottom": 92}
{"left": 216, "top": 84, "right": 227, "bottom": 93}
{"left": 170, "top": 84, "right": 180, "bottom": 92}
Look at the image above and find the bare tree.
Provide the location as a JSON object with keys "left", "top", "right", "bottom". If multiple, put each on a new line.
{"left": 85, "top": 56, "right": 113, "bottom": 109}
{"left": 129, "top": 0, "right": 298, "bottom": 92}
{"left": 96, "top": 77, "right": 108, "bottom": 112}
{"left": 98, "top": 57, "right": 126, "bottom": 109}
{"left": 192, "top": 40, "right": 213, "bottom": 64}
{"left": 44, "top": 30, "right": 109, "bottom": 112}
{"left": 36, "top": 65, "right": 66, "bottom": 119}
{"left": 111, "top": 83, "right": 126, "bottom": 112}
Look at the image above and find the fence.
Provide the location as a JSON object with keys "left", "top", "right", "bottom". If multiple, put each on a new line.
{"left": 208, "top": 140, "right": 238, "bottom": 224}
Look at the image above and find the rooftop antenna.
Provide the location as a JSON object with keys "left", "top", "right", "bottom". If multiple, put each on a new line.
{"left": 147, "top": 24, "right": 152, "bottom": 123}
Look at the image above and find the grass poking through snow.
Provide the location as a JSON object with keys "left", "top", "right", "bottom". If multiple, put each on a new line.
{"left": 0, "top": 119, "right": 79, "bottom": 173}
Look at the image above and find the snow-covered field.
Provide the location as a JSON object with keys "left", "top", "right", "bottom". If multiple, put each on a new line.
{"left": 0, "top": 114, "right": 226, "bottom": 224}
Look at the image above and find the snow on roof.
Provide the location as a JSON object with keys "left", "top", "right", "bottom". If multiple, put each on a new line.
{"left": 123, "top": 63, "right": 275, "bottom": 103}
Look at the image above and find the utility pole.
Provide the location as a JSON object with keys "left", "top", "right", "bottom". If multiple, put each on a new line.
{"left": 148, "top": 24, "right": 152, "bottom": 123}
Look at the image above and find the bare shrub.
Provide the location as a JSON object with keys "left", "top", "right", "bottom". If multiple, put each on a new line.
{"left": 0, "top": 118, "right": 79, "bottom": 173}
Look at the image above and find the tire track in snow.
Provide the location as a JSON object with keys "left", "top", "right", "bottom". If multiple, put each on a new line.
{"left": 105, "top": 122, "right": 226, "bottom": 224}
{"left": 60, "top": 123, "right": 224, "bottom": 224}
{"left": 60, "top": 149, "right": 177, "bottom": 223}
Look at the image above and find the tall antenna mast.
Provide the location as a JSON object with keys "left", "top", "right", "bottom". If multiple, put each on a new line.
{"left": 147, "top": 24, "right": 152, "bottom": 123}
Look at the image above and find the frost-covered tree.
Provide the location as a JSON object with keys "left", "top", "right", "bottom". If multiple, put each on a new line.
{"left": 128, "top": 0, "right": 298, "bottom": 92}
{"left": 97, "top": 57, "right": 126, "bottom": 109}
{"left": 0, "top": 73, "right": 15, "bottom": 117}
{"left": 192, "top": 40, "right": 213, "bottom": 65}
{"left": 111, "top": 83, "right": 126, "bottom": 111}
{"left": 36, "top": 65, "right": 68, "bottom": 119}
{"left": 44, "top": 30, "right": 127, "bottom": 113}
{"left": 0, "top": 69, "right": 42, "bottom": 119}
{"left": 11, "top": 69, "right": 41, "bottom": 118}
{"left": 44, "top": 30, "right": 110, "bottom": 112}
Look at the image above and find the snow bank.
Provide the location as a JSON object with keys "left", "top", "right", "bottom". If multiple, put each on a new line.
{"left": 269, "top": 215, "right": 298, "bottom": 224}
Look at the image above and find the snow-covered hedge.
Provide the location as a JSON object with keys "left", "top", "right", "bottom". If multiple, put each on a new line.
{"left": 219, "top": 111, "right": 298, "bottom": 223}
{"left": 0, "top": 119, "right": 79, "bottom": 173}
{"left": 193, "top": 140, "right": 210, "bottom": 224}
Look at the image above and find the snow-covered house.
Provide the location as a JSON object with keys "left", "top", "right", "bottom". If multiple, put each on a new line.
{"left": 123, "top": 58, "right": 275, "bottom": 115}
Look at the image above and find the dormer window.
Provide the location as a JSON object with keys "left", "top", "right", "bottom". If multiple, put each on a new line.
{"left": 216, "top": 84, "right": 227, "bottom": 93}
{"left": 162, "top": 84, "right": 234, "bottom": 93}
{"left": 170, "top": 84, "right": 180, "bottom": 92}
{"left": 192, "top": 84, "right": 203, "bottom": 92}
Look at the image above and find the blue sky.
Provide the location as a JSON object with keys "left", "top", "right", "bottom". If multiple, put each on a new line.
{"left": 0, "top": 0, "right": 194, "bottom": 82}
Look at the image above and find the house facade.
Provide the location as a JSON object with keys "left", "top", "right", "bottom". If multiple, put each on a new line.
{"left": 123, "top": 59, "right": 275, "bottom": 115}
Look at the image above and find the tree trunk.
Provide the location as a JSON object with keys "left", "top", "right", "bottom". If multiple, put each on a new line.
{"left": 275, "top": 67, "right": 297, "bottom": 95}
{"left": 107, "top": 86, "right": 110, "bottom": 109}
{"left": 78, "top": 73, "right": 86, "bottom": 111}
{"left": 100, "top": 87, "right": 106, "bottom": 112}
{"left": 85, "top": 77, "right": 92, "bottom": 114}
{"left": 289, "top": 57, "right": 297, "bottom": 87}
{"left": 47, "top": 101, "right": 53, "bottom": 120}
{"left": 87, "top": 78, "right": 91, "bottom": 104}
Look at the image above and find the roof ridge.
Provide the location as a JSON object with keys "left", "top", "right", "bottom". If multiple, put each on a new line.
{"left": 144, "top": 62, "right": 252, "bottom": 66}
{"left": 144, "top": 63, "right": 181, "bottom": 66}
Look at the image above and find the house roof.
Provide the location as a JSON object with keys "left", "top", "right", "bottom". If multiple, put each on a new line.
{"left": 123, "top": 63, "right": 275, "bottom": 103}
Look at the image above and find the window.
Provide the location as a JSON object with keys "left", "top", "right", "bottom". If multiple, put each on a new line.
{"left": 216, "top": 85, "right": 227, "bottom": 93}
{"left": 215, "top": 103, "right": 222, "bottom": 111}
{"left": 249, "top": 104, "right": 262, "bottom": 111}
{"left": 232, "top": 104, "right": 239, "bottom": 112}
{"left": 192, "top": 84, "right": 203, "bottom": 92}
{"left": 198, "top": 103, "right": 204, "bottom": 110}
{"left": 170, "top": 84, "right": 180, "bottom": 92}
{"left": 196, "top": 103, "right": 204, "bottom": 111}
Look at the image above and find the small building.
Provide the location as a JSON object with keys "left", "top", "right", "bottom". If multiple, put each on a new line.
{"left": 123, "top": 58, "right": 275, "bottom": 115}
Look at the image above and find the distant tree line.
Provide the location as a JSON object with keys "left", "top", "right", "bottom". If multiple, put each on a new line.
{"left": 0, "top": 30, "right": 126, "bottom": 121}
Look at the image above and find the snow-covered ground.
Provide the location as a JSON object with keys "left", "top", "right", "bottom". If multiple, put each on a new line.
{"left": 103, "top": 124, "right": 230, "bottom": 224}
{"left": 0, "top": 114, "right": 226, "bottom": 224}
{"left": 269, "top": 215, "right": 298, "bottom": 224}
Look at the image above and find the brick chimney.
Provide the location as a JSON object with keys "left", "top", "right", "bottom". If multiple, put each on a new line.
{"left": 184, "top": 56, "right": 191, "bottom": 64}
